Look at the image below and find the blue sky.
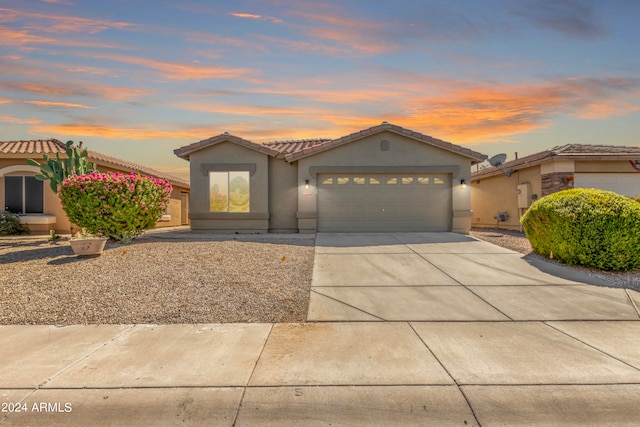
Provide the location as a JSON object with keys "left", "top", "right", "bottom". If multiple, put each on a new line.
{"left": 1, "top": 0, "right": 639, "bottom": 180}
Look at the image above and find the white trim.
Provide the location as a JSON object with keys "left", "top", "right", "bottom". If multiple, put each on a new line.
{"left": 0, "top": 165, "right": 40, "bottom": 177}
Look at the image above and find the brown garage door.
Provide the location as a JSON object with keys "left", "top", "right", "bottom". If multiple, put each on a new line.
{"left": 317, "top": 174, "right": 451, "bottom": 232}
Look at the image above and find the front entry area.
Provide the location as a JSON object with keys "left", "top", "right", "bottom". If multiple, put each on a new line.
{"left": 317, "top": 173, "right": 451, "bottom": 232}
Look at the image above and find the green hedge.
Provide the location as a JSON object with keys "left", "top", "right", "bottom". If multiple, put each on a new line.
{"left": 521, "top": 188, "right": 640, "bottom": 271}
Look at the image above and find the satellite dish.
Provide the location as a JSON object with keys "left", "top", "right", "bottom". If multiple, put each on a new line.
{"left": 488, "top": 153, "right": 513, "bottom": 177}
{"left": 489, "top": 153, "right": 507, "bottom": 167}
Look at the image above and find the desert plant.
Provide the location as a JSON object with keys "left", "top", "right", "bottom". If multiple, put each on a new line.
{"left": 58, "top": 171, "right": 172, "bottom": 243}
{"left": 521, "top": 188, "right": 640, "bottom": 271}
{"left": 26, "top": 140, "right": 96, "bottom": 193}
{"left": 0, "top": 211, "right": 27, "bottom": 236}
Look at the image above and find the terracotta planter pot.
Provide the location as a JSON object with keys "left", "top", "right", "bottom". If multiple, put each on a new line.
{"left": 69, "top": 237, "right": 108, "bottom": 258}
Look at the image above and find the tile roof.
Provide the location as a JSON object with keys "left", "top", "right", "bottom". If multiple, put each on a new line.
{"left": 263, "top": 139, "right": 330, "bottom": 156}
{"left": 472, "top": 143, "right": 640, "bottom": 179}
{"left": 0, "top": 138, "right": 189, "bottom": 188}
{"left": 0, "top": 139, "right": 67, "bottom": 155}
{"left": 87, "top": 150, "right": 189, "bottom": 188}
{"left": 174, "top": 123, "right": 487, "bottom": 164}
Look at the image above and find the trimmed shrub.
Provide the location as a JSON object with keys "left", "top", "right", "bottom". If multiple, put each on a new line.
{"left": 0, "top": 211, "right": 27, "bottom": 236}
{"left": 521, "top": 188, "right": 640, "bottom": 271}
{"left": 59, "top": 172, "right": 172, "bottom": 243}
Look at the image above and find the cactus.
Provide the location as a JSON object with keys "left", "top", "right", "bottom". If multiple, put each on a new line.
{"left": 26, "top": 141, "right": 97, "bottom": 193}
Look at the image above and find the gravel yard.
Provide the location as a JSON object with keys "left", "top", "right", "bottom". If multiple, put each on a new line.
{"left": 0, "top": 233, "right": 315, "bottom": 325}
{"left": 470, "top": 228, "right": 640, "bottom": 292}
{"left": 2, "top": 228, "right": 638, "bottom": 325}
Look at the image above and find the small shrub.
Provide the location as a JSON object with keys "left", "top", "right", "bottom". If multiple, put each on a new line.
{"left": 59, "top": 172, "right": 172, "bottom": 243}
{"left": 521, "top": 188, "right": 640, "bottom": 271}
{"left": 0, "top": 211, "right": 27, "bottom": 236}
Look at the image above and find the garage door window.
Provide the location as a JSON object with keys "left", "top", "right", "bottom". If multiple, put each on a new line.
{"left": 386, "top": 177, "right": 397, "bottom": 185}
{"left": 369, "top": 177, "right": 380, "bottom": 185}
{"left": 209, "top": 171, "right": 250, "bottom": 212}
{"left": 402, "top": 177, "right": 414, "bottom": 184}
{"left": 434, "top": 177, "right": 445, "bottom": 185}
{"left": 337, "top": 177, "right": 349, "bottom": 185}
{"left": 418, "top": 177, "right": 429, "bottom": 184}
{"left": 322, "top": 177, "right": 333, "bottom": 185}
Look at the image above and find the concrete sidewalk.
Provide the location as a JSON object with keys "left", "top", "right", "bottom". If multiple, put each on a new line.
{"left": 2, "top": 232, "right": 640, "bottom": 426}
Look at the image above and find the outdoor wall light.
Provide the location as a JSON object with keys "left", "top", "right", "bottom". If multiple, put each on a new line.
{"left": 460, "top": 179, "right": 467, "bottom": 189}
{"left": 305, "top": 179, "right": 310, "bottom": 190}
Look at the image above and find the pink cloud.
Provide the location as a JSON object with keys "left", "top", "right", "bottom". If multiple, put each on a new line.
{"left": 0, "top": 81, "right": 153, "bottom": 101}
{"left": 231, "top": 12, "right": 262, "bottom": 19}
{"left": 0, "top": 25, "right": 129, "bottom": 49}
{"left": 30, "top": 123, "right": 216, "bottom": 140}
{"left": 0, "top": 7, "right": 135, "bottom": 34}
{"left": 24, "top": 100, "right": 96, "bottom": 109}
{"left": 288, "top": 9, "right": 400, "bottom": 55}
{"left": 88, "top": 53, "right": 259, "bottom": 81}
{"left": 0, "top": 114, "right": 41, "bottom": 125}
{"left": 230, "top": 12, "right": 283, "bottom": 23}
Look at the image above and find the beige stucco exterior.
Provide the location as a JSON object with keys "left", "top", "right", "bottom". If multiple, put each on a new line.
{"left": 472, "top": 151, "right": 640, "bottom": 231}
{"left": 0, "top": 149, "right": 190, "bottom": 235}
{"left": 175, "top": 124, "right": 486, "bottom": 234}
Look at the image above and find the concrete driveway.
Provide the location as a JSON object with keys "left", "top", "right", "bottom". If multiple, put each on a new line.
{"left": 308, "top": 232, "right": 640, "bottom": 321}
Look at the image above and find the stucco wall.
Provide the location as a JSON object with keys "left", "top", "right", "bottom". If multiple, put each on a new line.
{"left": 471, "top": 166, "right": 541, "bottom": 230}
{"left": 187, "top": 141, "right": 270, "bottom": 232}
{"left": 297, "top": 131, "right": 474, "bottom": 233}
{"left": 268, "top": 157, "right": 298, "bottom": 232}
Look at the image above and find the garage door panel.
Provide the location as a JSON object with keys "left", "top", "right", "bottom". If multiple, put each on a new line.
{"left": 574, "top": 173, "right": 640, "bottom": 196}
{"left": 318, "top": 174, "right": 451, "bottom": 232}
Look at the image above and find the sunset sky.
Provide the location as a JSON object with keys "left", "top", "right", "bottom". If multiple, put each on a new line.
{"left": 1, "top": 0, "right": 639, "bottom": 180}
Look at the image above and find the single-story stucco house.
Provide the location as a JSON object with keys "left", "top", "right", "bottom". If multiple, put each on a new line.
{"left": 174, "top": 122, "right": 487, "bottom": 234}
{"left": 471, "top": 144, "right": 640, "bottom": 230}
{"left": 0, "top": 139, "right": 190, "bottom": 234}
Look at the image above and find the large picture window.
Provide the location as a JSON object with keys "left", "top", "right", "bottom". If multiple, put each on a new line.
{"left": 4, "top": 176, "right": 44, "bottom": 214}
{"left": 209, "top": 171, "right": 250, "bottom": 212}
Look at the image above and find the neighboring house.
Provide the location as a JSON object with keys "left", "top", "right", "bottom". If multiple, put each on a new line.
{"left": 0, "top": 139, "right": 190, "bottom": 234}
{"left": 174, "top": 122, "right": 486, "bottom": 233}
{"left": 471, "top": 144, "right": 640, "bottom": 230}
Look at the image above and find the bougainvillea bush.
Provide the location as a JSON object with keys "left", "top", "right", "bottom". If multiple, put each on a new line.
{"left": 59, "top": 172, "right": 172, "bottom": 243}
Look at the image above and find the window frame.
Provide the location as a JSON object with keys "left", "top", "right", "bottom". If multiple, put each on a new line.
{"left": 209, "top": 171, "right": 251, "bottom": 213}
{"left": 4, "top": 175, "right": 44, "bottom": 214}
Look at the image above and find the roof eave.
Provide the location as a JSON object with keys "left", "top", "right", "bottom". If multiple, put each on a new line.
{"left": 472, "top": 151, "right": 640, "bottom": 180}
